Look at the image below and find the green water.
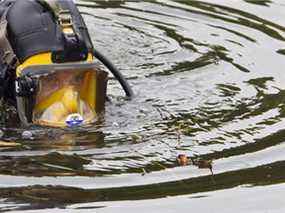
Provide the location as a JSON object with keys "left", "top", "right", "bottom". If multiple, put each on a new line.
{"left": 0, "top": 0, "right": 285, "bottom": 212}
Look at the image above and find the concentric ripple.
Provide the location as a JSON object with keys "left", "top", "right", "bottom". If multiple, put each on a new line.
{"left": 0, "top": 0, "right": 285, "bottom": 212}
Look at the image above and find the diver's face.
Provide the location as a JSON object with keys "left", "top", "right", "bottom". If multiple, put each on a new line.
{"left": 16, "top": 64, "right": 108, "bottom": 127}
{"left": 37, "top": 86, "right": 93, "bottom": 126}
{"left": 37, "top": 71, "right": 83, "bottom": 104}
{"left": 32, "top": 70, "right": 96, "bottom": 127}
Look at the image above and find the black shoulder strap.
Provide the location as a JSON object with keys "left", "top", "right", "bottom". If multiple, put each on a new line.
{"left": 37, "top": 0, "right": 88, "bottom": 63}
{"left": 37, "top": 0, "right": 77, "bottom": 40}
{"left": 37, "top": 0, "right": 60, "bottom": 18}
{"left": 0, "top": 3, "right": 19, "bottom": 70}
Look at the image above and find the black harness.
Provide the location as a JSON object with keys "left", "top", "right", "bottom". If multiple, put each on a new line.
{"left": 0, "top": 0, "right": 89, "bottom": 65}
{"left": 37, "top": 0, "right": 89, "bottom": 63}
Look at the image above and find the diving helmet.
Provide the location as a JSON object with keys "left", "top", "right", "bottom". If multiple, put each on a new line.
{"left": 0, "top": 0, "right": 132, "bottom": 127}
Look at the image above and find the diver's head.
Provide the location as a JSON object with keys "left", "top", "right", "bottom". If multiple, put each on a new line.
{"left": 33, "top": 71, "right": 95, "bottom": 127}
{"left": 15, "top": 62, "right": 108, "bottom": 127}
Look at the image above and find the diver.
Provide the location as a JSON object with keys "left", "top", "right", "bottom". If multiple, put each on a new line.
{"left": 0, "top": 0, "right": 133, "bottom": 127}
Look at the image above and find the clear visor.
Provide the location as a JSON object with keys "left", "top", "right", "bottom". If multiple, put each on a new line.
{"left": 33, "top": 70, "right": 97, "bottom": 127}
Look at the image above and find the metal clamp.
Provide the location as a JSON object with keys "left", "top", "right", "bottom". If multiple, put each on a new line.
{"left": 58, "top": 9, "right": 73, "bottom": 28}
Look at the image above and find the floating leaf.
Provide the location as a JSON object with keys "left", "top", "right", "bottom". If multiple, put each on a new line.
{"left": 177, "top": 154, "right": 189, "bottom": 166}
{"left": 194, "top": 159, "right": 213, "bottom": 170}
{"left": 192, "top": 159, "right": 214, "bottom": 178}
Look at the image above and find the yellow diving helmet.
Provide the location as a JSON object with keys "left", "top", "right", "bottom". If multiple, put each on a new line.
{"left": 15, "top": 53, "right": 108, "bottom": 127}
{"left": 4, "top": 0, "right": 132, "bottom": 128}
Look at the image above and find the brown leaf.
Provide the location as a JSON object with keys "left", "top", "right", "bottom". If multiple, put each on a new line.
{"left": 177, "top": 154, "right": 189, "bottom": 166}
{"left": 195, "top": 160, "right": 213, "bottom": 170}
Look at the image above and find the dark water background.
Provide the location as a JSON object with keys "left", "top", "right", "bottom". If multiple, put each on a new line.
{"left": 0, "top": 0, "right": 285, "bottom": 212}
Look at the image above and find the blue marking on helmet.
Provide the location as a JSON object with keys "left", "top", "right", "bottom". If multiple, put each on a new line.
{"left": 66, "top": 114, "right": 84, "bottom": 127}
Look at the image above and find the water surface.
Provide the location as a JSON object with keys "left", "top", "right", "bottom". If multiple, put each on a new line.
{"left": 0, "top": 0, "right": 285, "bottom": 212}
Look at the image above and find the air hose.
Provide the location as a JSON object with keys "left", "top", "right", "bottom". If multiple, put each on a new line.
{"left": 93, "top": 49, "right": 134, "bottom": 98}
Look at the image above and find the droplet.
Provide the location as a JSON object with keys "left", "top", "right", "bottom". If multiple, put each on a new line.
{"left": 22, "top": 131, "right": 33, "bottom": 139}
{"left": 112, "top": 122, "right": 119, "bottom": 127}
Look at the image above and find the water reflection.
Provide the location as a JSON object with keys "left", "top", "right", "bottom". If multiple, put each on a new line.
{"left": 0, "top": 0, "right": 285, "bottom": 211}
{"left": 243, "top": 0, "right": 272, "bottom": 7}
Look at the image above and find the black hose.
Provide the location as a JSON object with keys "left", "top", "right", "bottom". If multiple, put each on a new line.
{"left": 93, "top": 49, "right": 134, "bottom": 98}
